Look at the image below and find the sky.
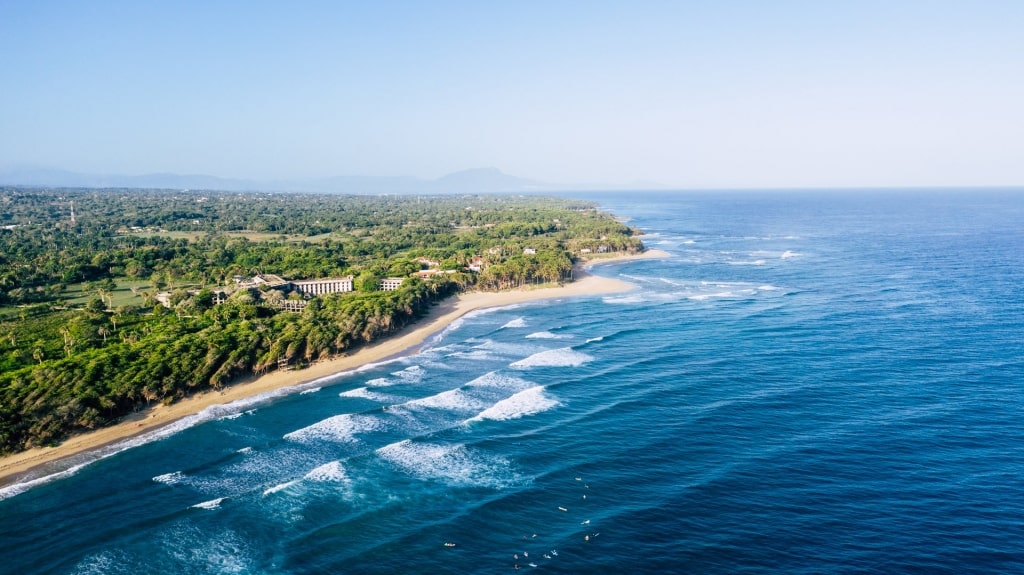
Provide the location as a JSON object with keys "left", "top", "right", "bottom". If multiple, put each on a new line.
{"left": 1, "top": 1, "right": 1022, "bottom": 189}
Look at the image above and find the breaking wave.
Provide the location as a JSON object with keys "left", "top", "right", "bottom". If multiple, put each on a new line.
{"left": 283, "top": 414, "right": 382, "bottom": 444}
{"left": 467, "top": 386, "right": 560, "bottom": 422}
{"left": 375, "top": 440, "right": 523, "bottom": 489}
{"left": 510, "top": 347, "right": 594, "bottom": 368}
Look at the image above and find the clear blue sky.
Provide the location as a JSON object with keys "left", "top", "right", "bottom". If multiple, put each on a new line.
{"left": 2, "top": 1, "right": 1022, "bottom": 188}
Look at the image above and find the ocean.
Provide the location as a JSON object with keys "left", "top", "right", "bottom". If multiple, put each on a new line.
{"left": 2, "top": 189, "right": 1023, "bottom": 574}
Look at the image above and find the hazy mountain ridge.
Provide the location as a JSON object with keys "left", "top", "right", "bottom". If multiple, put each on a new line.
{"left": 0, "top": 166, "right": 599, "bottom": 194}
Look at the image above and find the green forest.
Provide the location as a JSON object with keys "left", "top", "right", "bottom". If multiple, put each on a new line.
{"left": 0, "top": 187, "right": 643, "bottom": 454}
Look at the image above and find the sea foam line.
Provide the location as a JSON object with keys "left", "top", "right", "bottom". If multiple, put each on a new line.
{"left": 262, "top": 480, "right": 299, "bottom": 496}
{"left": 0, "top": 354, "right": 422, "bottom": 500}
{"left": 525, "top": 331, "right": 571, "bottom": 340}
{"left": 190, "top": 497, "right": 226, "bottom": 510}
{"left": 426, "top": 304, "right": 526, "bottom": 347}
{"left": 283, "top": 413, "right": 383, "bottom": 444}
{"left": 502, "top": 317, "right": 528, "bottom": 329}
{"left": 466, "top": 386, "right": 560, "bottom": 422}
{"left": 375, "top": 440, "right": 523, "bottom": 488}
{"left": 510, "top": 347, "right": 594, "bottom": 368}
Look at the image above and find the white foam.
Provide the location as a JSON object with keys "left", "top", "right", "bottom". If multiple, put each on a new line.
{"left": 262, "top": 480, "right": 299, "bottom": 496}
{"left": 190, "top": 497, "right": 226, "bottom": 510}
{"left": 446, "top": 349, "right": 498, "bottom": 361}
{"left": 236, "top": 446, "right": 254, "bottom": 454}
{"left": 302, "top": 461, "right": 354, "bottom": 500}
{"left": 436, "top": 316, "right": 467, "bottom": 338}
{"left": 585, "top": 336, "right": 605, "bottom": 343}
{"left": 299, "top": 387, "right": 321, "bottom": 395}
{"left": 69, "top": 550, "right": 131, "bottom": 575}
{"left": 467, "top": 386, "right": 560, "bottom": 422}
{"left": 603, "top": 294, "right": 645, "bottom": 305}
{"left": 465, "top": 371, "right": 534, "bottom": 390}
{"left": 427, "top": 343, "right": 459, "bottom": 354}
{"left": 392, "top": 364, "right": 425, "bottom": 381}
{"left": 304, "top": 461, "right": 349, "bottom": 483}
{"left": 0, "top": 456, "right": 116, "bottom": 501}
{"left": 758, "top": 285, "right": 782, "bottom": 291}
{"left": 404, "top": 388, "right": 488, "bottom": 412}
{"left": 502, "top": 317, "right": 528, "bottom": 328}
{"left": 153, "top": 471, "right": 185, "bottom": 485}
{"left": 158, "top": 523, "right": 255, "bottom": 572}
{"left": 194, "top": 446, "right": 324, "bottom": 496}
{"left": 428, "top": 305, "right": 524, "bottom": 345}
{"left": 728, "top": 259, "right": 766, "bottom": 266}
{"left": 471, "top": 339, "right": 541, "bottom": 357}
{"left": 376, "top": 440, "right": 521, "bottom": 488}
{"left": 339, "top": 386, "right": 397, "bottom": 402}
{"left": 619, "top": 273, "right": 655, "bottom": 284}
{"left": 525, "top": 331, "right": 570, "bottom": 340}
{"left": 688, "top": 291, "right": 735, "bottom": 300}
{"left": 781, "top": 250, "right": 800, "bottom": 259}
{"left": 284, "top": 413, "right": 382, "bottom": 444}
{"left": 510, "top": 347, "right": 594, "bottom": 368}
{"left": 340, "top": 386, "right": 369, "bottom": 398}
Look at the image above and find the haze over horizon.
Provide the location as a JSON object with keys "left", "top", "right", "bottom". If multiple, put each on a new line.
{"left": 2, "top": 1, "right": 1022, "bottom": 189}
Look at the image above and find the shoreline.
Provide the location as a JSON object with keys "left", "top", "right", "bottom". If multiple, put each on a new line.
{"left": 0, "top": 250, "right": 669, "bottom": 488}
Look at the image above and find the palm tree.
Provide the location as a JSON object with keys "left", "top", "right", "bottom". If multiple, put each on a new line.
{"left": 98, "top": 326, "right": 110, "bottom": 344}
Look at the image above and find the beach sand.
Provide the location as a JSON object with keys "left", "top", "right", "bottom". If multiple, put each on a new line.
{"left": 0, "top": 250, "right": 668, "bottom": 487}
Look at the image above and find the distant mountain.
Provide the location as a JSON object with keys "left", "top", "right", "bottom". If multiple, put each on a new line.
{"left": 0, "top": 167, "right": 263, "bottom": 192}
{"left": 0, "top": 166, "right": 557, "bottom": 194}
{"left": 0, "top": 165, "right": 670, "bottom": 194}
{"left": 429, "top": 167, "right": 544, "bottom": 193}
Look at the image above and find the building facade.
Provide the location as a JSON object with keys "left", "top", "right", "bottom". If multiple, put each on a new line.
{"left": 290, "top": 276, "right": 354, "bottom": 296}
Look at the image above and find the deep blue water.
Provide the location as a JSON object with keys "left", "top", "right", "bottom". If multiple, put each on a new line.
{"left": 2, "top": 190, "right": 1023, "bottom": 574}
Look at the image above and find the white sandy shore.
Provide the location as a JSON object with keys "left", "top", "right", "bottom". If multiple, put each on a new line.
{"left": 0, "top": 250, "right": 669, "bottom": 487}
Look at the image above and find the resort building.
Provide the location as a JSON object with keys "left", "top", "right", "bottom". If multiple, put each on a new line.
{"left": 211, "top": 289, "right": 229, "bottom": 305}
{"left": 415, "top": 269, "right": 455, "bottom": 279}
{"left": 274, "top": 298, "right": 308, "bottom": 312}
{"left": 290, "top": 276, "right": 354, "bottom": 297}
{"left": 250, "top": 274, "right": 288, "bottom": 288}
{"left": 156, "top": 273, "right": 405, "bottom": 309}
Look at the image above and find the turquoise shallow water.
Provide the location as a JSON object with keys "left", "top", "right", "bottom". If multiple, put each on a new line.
{"left": 3, "top": 190, "right": 1023, "bottom": 574}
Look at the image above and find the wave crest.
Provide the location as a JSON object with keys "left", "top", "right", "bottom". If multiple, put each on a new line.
{"left": 510, "top": 347, "right": 593, "bottom": 368}
{"left": 467, "top": 386, "right": 560, "bottom": 422}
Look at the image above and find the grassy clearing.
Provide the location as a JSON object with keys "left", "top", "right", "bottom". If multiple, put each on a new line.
{"left": 63, "top": 279, "right": 203, "bottom": 308}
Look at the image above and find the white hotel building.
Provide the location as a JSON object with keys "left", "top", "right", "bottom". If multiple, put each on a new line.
{"left": 290, "top": 276, "right": 355, "bottom": 296}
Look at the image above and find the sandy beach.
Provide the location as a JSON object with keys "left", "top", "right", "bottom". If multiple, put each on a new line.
{"left": 0, "top": 250, "right": 668, "bottom": 487}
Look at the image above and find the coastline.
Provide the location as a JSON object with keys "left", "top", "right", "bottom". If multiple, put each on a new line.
{"left": 0, "top": 250, "right": 669, "bottom": 488}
